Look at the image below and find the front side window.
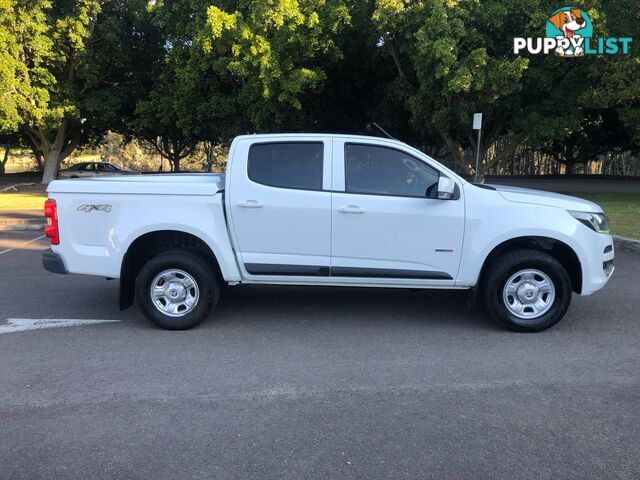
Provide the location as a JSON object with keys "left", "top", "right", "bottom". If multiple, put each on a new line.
{"left": 248, "top": 142, "right": 323, "bottom": 191}
{"left": 345, "top": 144, "right": 439, "bottom": 198}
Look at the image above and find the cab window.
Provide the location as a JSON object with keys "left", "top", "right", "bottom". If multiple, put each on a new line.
{"left": 248, "top": 142, "right": 323, "bottom": 191}
{"left": 344, "top": 144, "right": 439, "bottom": 198}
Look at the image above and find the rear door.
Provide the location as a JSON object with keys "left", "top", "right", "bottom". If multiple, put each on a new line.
{"left": 227, "top": 137, "right": 332, "bottom": 279}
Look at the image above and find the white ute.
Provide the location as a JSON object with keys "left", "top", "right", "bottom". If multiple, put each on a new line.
{"left": 42, "top": 134, "right": 615, "bottom": 331}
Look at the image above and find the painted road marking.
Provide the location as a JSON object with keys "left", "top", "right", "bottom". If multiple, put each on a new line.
{"left": 0, "top": 318, "right": 121, "bottom": 335}
{"left": 0, "top": 235, "right": 46, "bottom": 255}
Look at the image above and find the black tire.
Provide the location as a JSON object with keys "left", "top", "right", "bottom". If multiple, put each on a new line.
{"left": 135, "top": 249, "right": 220, "bottom": 330}
{"left": 482, "top": 249, "right": 572, "bottom": 332}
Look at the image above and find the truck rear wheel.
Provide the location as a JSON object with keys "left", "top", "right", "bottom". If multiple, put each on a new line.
{"left": 483, "top": 249, "right": 572, "bottom": 332}
{"left": 135, "top": 250, "right": 220, "bottom": 330}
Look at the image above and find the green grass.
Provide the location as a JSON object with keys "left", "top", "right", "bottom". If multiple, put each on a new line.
{"left": 570, "top": 192, "right": 640, "bottom": 240}
{"left": 0, "top": 193, "right": 47, "bottom": 211}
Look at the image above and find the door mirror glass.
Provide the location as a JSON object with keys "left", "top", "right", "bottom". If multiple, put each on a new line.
{"left": 437, "top": 176, "right": 456, "bottom": 200}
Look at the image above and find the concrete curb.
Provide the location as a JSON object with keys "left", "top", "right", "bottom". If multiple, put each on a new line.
{"left": 0, "top": 223, "right": 45, "bottom": 232}
{"left": 0, "top": 212, "right": 44, "bottom": 232}
{"left": 613, "top": 235, "right": 640, "bottom": 253}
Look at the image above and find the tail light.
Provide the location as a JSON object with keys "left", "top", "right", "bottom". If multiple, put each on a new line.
{"left": 44, "top": 199, "right": 60, "bottom": 245}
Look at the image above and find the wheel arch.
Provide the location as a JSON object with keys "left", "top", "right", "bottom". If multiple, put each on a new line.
{"left": 478, "top": 236, "right": 583, "bottom": 294}
{"left": 119, "top": 229, "right": 223, "bottom": 311}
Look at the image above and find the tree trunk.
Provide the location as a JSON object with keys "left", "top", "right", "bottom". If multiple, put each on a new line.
{"left": 41, "top": 148, "right": 65, "bottom": 184}
{"left": 24, "top": 139, "right": 44, "bottom": 171}
{"left": 441, "top": 133, "right": 469, "bottom": 175}
{"left": 24, "top": 120, "right": 80, "bottom": 184}
{"left": 147, "top": 135, "right": 195, "bottom": 173}
{"left": 564, "top": 161, "right": 574, "bottom": 175}
{"left": 203, "top": 141, "right": 216, "bottom": 173}
{"left": 0, "top": 148, "right": 9, "bottom": 175}
{"left": 33, "top": 150, "right": 44, "bottom": 171}
{"left": 475, "top": 134, "right": 524, "bottom": 182}
{"left": 389, "top": 39, "right": 407, "bottom": 79}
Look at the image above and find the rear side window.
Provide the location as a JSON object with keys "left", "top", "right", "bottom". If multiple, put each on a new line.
{"left": 248, "top": 142, "right": 323, "bottom": 191}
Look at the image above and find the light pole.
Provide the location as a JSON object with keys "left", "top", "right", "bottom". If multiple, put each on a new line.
{"left": 473, "top": 113, "right": 482, "bottom": 183}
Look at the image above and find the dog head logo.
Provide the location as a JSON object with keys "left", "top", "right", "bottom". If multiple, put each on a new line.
{"left": 546, "top": 7, "right": 593, "bottom": 56}
{"left": 548, "top": 9, "right": 587, "bottom": 39}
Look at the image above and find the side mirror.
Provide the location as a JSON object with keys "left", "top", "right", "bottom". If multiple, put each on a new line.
{"left": 437, "top": 176, "right": 456, "bottom": 200}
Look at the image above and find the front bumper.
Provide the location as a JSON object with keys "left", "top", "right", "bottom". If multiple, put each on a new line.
{"left": 580, "top": 234, "right": 614, "bottom": 295}
{"left": 42, "top": 249, "right": 67, "bottom": 275}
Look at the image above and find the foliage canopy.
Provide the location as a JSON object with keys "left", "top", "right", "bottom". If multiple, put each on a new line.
{"left": 0, "top": 0, "right": 638, "bottom": 181}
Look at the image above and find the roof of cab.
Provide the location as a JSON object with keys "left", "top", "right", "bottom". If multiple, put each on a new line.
{"left": 233, "top": 133, "right": 409, "bottom": 148}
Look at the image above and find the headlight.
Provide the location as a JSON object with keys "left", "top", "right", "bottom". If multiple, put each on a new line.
{"left": 569, "top": 211, "right": 610, "bottom": 234}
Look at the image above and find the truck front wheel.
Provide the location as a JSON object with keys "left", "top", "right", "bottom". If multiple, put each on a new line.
{"left": 135, "top": 250, "right": 220, "bottom": 330}
{"left": 483, "top": 249, "right": 572, "bottom": 332}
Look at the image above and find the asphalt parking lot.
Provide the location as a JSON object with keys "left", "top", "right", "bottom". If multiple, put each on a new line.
{"left": 1, "top": 230, "right": 639, "bottom": 480}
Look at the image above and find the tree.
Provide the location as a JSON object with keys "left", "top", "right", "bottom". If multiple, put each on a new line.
{"left": 0, "top": 0, "right": 100, "bottom": 183}
{"left": 201, "top": 0, "right": 351, "bottom": 131}
{"left": 0, "top": 131, "right": 46, "bottom": 174}
{"left": 371, "top": 0, "right": 541, "bottom": 178}
{"left": 584, "top": 0, "right": 640, "bottom": 149}
{"left": 135, "top": 0, "right": 352, "bottom": 170}
{"left": 293, "top": 1, "right": 400, "bottom": 136}
{"left": 201, "top": 141, "right": 227, "bottom": 173}
{"left": 0, "top": 132, "right": 20, "bottom": 174}
{"left": 516, "top": 1, "right": 640, "bottom": 174}
{"left": 0, "top": 0, "right": 159, "bottom": 183}
{"left": 135, "top": 84, "right": 198, "bottom": 172}
{"left": 134, "top": 0, "right": 236, "bottom": 172}
{"left": 0, "top": 147, "right": 8, "bottom": 175}
{"left": 0, "top": 0, "right": 52, "bottom": 176}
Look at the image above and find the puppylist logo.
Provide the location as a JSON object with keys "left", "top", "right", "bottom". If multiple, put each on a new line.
{"left": 514, "top": 7, "right": 632, "bottom": 56}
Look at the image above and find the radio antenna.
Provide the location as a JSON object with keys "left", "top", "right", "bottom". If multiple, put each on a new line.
{"left": 372, "top": 122, "right": 395, "bottom": 140}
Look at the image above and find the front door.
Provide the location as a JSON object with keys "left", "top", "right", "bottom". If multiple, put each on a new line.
{"left": 227, "top": 138, "right": 333, "bottom": 279}
{"left": 330, "top": 140, "right": 464, "bottom": 285}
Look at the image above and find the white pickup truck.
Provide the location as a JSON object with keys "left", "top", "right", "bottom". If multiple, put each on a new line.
{"left": 42, "top": 134, "right": 614, "bottom": 332}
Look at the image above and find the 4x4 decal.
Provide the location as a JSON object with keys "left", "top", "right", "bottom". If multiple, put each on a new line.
{"left": 77, "top": 204, "right": 112, "bottom": 213}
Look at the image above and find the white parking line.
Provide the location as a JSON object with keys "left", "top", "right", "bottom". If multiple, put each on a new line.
{"left": 0, "top": 234, "right": 46, "bottom": 255}
{"left": 0, "top": 318, "right": 121, "bottom": 334}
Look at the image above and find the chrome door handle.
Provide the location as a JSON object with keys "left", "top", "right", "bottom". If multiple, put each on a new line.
{"left": 338, "top": 205, "right": 364, "bottom": 214}
{"left": 237, "top": 200, "right": 263, "bottom": 208}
